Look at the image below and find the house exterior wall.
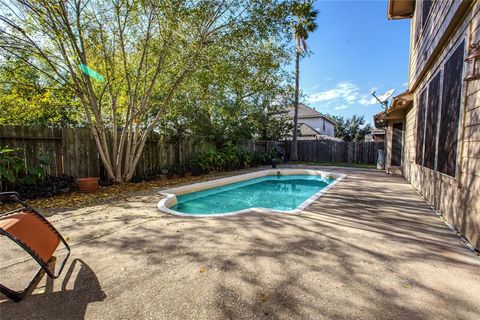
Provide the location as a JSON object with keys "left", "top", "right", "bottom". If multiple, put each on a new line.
{"left": 409, "top": 0, "right": 463, "bottom": 87}
{"left": 300, "top": 117, "right": 335, "bottom": 137}
{"left": 402, "top": 0, "right": 480, "bottom": 249}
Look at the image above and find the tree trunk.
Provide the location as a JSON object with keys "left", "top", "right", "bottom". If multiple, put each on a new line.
{"left": 291, "top": 51, "right": 300, "bottom": 161}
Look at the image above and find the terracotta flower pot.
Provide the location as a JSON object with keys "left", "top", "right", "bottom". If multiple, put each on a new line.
{"left": 77, "top": 177, "right": 99, "bottom": 192}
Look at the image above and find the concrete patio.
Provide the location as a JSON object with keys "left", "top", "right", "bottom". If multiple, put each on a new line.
{"left": 1, "top": 166, "right": 479, "bottom": 319}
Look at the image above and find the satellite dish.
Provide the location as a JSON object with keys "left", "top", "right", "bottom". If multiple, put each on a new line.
{"left": 371, "top": 89, "right": 395, "bottom": 110}
{"left": 377, "top": 89, "right": 395, "bottom": 103}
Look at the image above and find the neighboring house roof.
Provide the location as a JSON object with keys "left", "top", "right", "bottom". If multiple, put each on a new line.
{"left": 295, "top": 123, "right": 342, "bottom": 141}
{"left": 298, "top": 123, "right": 319, "bottom": 137}
{"left": 278, "top": 104, "right": 337, "bottom": 125}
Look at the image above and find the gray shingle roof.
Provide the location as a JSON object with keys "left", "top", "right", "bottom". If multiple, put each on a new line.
{"left": 294, "top": 123, "right": 342, "bottom": 141}
{"left": 282, "top": 104, "right": 336, "bottom": 124}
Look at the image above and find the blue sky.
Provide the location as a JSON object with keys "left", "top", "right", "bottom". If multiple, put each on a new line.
{"left": 298, "top": 0, "right": 411, "bottom": 124}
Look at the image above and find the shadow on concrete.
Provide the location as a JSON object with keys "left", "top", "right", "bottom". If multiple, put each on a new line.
{"left": 2, "top": 167, "right": 478, "bottom": 319}
{"left": 0, "top": 259, "right": 105, "bottom": 319}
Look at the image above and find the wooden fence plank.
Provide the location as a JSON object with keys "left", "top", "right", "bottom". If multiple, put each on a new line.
{"left": 1, "top": 125, "right": 384, "bottom": 187}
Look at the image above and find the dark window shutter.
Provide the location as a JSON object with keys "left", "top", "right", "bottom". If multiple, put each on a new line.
{"left": 424, "top": 72, "right": 441, "bottom": 169}
{"left": 392, "top": 123, "right": 403, "bottom": 166}
{"left": 422, "top": 0, "right": 433, "bottom": 28}
{"left": 416, "top": 89, "right": 427, "bottom": 165}
{"left": 438, "top": 41, "right": 465, "bottom": 177}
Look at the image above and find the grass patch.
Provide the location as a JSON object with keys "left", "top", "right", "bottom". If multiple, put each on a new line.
{"left": 288, "top": 161, "right": 377, "bottom": 169}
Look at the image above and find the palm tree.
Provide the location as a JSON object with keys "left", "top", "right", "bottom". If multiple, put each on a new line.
{"left": 290, "top": 1, "right": 318, "bottom": 161}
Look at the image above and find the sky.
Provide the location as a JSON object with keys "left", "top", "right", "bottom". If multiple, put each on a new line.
{"left": 298, "top": 0, "right": 411, "bottom": 125}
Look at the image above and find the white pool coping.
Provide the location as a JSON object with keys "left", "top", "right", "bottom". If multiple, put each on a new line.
{"left": 157, "top": 169, "right": 346, "bottom": 217}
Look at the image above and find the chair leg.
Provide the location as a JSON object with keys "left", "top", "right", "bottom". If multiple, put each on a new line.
{"left": 0, "top": 256, "right": 56, "bottom": 303}
{"left": 45, "top": 260, "right": 56, "bottom": 293}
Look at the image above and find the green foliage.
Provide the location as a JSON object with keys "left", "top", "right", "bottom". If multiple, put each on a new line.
{"left": 0, "top": 146, "right": 49, "bottom": 189}
{"left": 190, "top": 145, "right": 279, "bottom": 175}
{"left": 156, "top": 8, "right": 294, "bottom": 146}
{"left": 0, "top": 0, "right": 295, "bottom": 181}
{"left": 326, "top": 114, "right": 373, "bottom": 142}
{"left": 0, "top": 55, "right": 82, "bottom": 127}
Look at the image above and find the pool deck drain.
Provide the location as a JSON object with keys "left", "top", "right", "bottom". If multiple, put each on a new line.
{"left": 1, "top": 166, "right": 479, "bottom": 319}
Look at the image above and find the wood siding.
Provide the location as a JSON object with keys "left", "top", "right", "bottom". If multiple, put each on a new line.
{"left": 409, "top": 0, "right": 462, "bottom": 88}
{"left": 403, "top": 1, "right": 480, "bottom": 249}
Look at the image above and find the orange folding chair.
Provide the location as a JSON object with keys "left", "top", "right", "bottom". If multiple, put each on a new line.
{"left": 0, "top": 192, "right": 70, "bottom": 302}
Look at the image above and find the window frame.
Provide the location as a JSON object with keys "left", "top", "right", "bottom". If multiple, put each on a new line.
{"left": 436, "top": 40, "right": 466, "bottom": 178}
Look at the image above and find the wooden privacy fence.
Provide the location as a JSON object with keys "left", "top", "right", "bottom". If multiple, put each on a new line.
{"left": 1, "top": 125, "right": 383, "bottom": 182}
{"left": 242, "top": 139, "right": 384, "bottom": 164}
{"left": 294, "top": 140, "right": 384, "bottom": 164}
{"left": 0, "top": 125, "right": 211, "bottom": 180}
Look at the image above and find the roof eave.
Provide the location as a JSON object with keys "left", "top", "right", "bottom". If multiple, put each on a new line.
{"left": 388, "top": 0, "right": 415, "bottom": 20}
{"left": 373, "top": 91, "right": 413, "bottom": 127}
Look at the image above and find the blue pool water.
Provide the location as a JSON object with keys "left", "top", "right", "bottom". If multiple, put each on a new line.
{"left": 171, "top": 174, "right": 335, "bottom": 215}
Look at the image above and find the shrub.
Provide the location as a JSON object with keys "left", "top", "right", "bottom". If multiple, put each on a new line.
{"left": 0, "top": 146, "right": 49, "bottom": 190}
{"left": 14, "top": 175, "right": 76, "bottom": 199}
{"left": 190, "top": 145, "right": 280, "bottom": 175}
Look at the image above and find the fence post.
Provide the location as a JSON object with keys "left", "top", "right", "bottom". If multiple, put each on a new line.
{"left": 347, "top": 142, "right": 353, "bottom": 163}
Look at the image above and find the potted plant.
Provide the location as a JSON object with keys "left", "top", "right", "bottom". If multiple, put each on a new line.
{"left": 77, "top": 177, "right": 99, "bottom": 192}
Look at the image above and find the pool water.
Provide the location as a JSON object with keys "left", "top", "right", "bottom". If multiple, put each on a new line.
{"left": 171, "top": 174, "right": 335, "bottom": 215}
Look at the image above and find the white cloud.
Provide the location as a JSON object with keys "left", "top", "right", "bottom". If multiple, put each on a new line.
{"left": 358, "top": 96, "right": 377, "bottom": 106}
{"left": 402, "top": 82, "right": 408, "bottom": 87}
{"left": 307, "top": 81, "right": 384, "bottom": 107}
{"left": 307, "top": 81, "right": 359, "bottom": 104}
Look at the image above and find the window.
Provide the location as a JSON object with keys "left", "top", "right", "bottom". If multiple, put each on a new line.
{"left": 322, "top": 121, "right": 326, "bottom": 133}
{"left": 437, "top": 41, "right": 465, "bottom": 177}
{"left": 422, "top": 0, "right": 433, "bottom": 28}
{"left": 415, "top": 0, "right": 433, "bottom": 44}
{"left": 416, "top": 89, "right": 427, "bottom": 165}
{"left": 392, "top": 123, "right": 403, "bottom": 166}
{"left": 423, "top": 72, "right": 441, "bottom": 170}
{"left": 414, "top": 41, "right": 465, "bottom": 177}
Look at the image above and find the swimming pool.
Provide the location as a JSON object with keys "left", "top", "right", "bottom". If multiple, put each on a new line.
{"left": 158, "top": 169, "right": 345, "bottom": 216}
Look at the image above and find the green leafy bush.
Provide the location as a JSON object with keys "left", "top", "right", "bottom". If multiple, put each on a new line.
{"left": 0, "top": 146, "right": 49, "bottom": 189}
{"left": 190, "top": 145, "right": 280, "bottom": 175}
{"left": 15, "top": 175, "right": 76, "bottom": 199}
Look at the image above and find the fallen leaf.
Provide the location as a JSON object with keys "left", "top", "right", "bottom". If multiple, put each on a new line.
{"left": 258, "top": 293, "right": 269, "bottom": 303}
{"left": 1, "top": 170, "right": 246, "bottom": 211}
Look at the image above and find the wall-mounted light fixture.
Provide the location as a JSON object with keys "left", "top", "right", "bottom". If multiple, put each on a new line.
{"left": 465, "top": 41, "right": 480, "bottom": 81}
